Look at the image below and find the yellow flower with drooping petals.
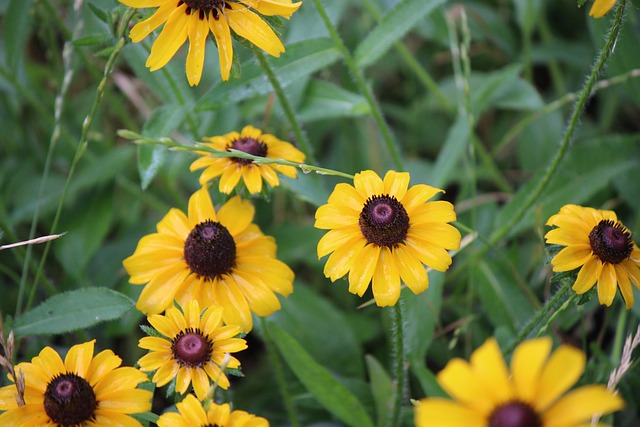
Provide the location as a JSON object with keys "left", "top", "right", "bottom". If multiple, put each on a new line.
{"left": 191, "top": 125, "right": 305, "bottom": 194}
{"left": 314, "top": 170, "right": 461, "bottom": 307}
{"left": 123, "top": 186, "right": 294, "bottom": 331}
{"left": 138, "top": 300, "right": 246, "bottom": 399}
{"left": 157, "top": 394, "right": 268, "bottom": 427}
{"left": 0, "top": 340, "right": 151, "bottom": 426}
{"left": 120, "top": 0, "right": 302, "bottom": 85}
{"left": 415, "top": 337, "right": 624, "bottom": 427}
{"left": 545, "top": 204, "right": 640, "bottom": 309}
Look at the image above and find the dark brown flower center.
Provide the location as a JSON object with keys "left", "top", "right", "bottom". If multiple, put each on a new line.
{"left": 184, "top": 220, "right": 236, "bottom": 279}
{"left": 589, "top": 219, "right": 633, "bottom": 264}
{"left": 172, "top": 328, "right": 213, "bottom": 367}
{"left": 228, "top": 137, "right": 268, "bottom": 165}
{"left": 44, "top": 373, "right": 97, "bottom": 425}
{"left": 179, "top": 0, "right": 229, "bottom": 20}
{"left": 489, "top": 401, "right": 542, "bottom": 427}
{"left": 358, "top": 195, "right": 410, "bottom": 247}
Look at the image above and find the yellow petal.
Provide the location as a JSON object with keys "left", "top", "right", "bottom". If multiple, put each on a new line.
{"left": 215, "top": 275, "right": 253, "bottom": 331}
{"left": 597, "top": 262, "right": 617, "bottom": 306}
{"left": 371, "top": 247, "right": 401, "bottom": 306}
{"left": 549, "top": 245, "right": 593, "bottom": 272}
{"left": 239, "top": 0, "right": 302, "bottom": 18}
{"left": 348, "top": 243, "right": 380, "bottom": 296}
{"left": 219, "top": 165, "right": 243, "bottom": 193}
{"left": 327, "top": 183, "right": 364, "bottom": 212}
{"left": 415, "top": 398, "right": 484, "bottom": 427}
{"left": 226, "top": 3, "right": 284, "bottom": 57}
{"left": 145, "top": 5, "right": 190, "bottom": 71}
{"left": 571, "top": 257, "right": 600, "bottom": 294}
{"left": 401, "top": 184, "right": 443, "bottom": 211}
{"left": 232, "top": 270, "right": 281, "bottom": 316}
{"left": 437, "top": 357, "right": 495, "bottom": 415}
{"left": 64, "top": 340, "right": 95, "bottom": 378}
{"left": 353, "top": 170, "right": 384, "bottom": 199}
{"left": 394, "top": 244, "right": 428, "bottom": 295}
{"left": 95, "top": 389, "right": 152, "bottom": 413}
{"left": 614, "top": 264, "right": 634, "bottom": 309}
{"left": 469, "top": 338, "right": 513, "bottom": 403}
{"left": 408, "top": 201, "right": 456, "bottom": 224}
{"left": 317, "top": 225, "right": 361, "bottom": 258}
{"left": 128, "top": 1, "right": 176, "bottom": 43}
{"left": 535, "top": 344, "right": 585, "bottom": 411}
{"left": 382, "top": 170, "right": 410, "bottom": 201}
{"left": 409, "top": 223, "right": 461, "bottom": 250}
{"left": 242, "top": 165, "right": 263, "bottom": 194}
{"left": 511, "top": 337, "right": 552, "bottom": 403}
{"left": 120, "top": 0, "right": 167, "bottom": 7}
{"left": 589, "top": 0, "right": 617, "bottom": 18}
{"left": 186, "top": 13, "right": 209, "bottom": 86}
{"left": 323, "top": 235, "right": 366, "bottom": 281}
{"left": 188, "top": 187, "right": 216, "bottom": 225}
{"left": 543, "top": 385, "right": 623, "bottom": 426}
{"left": 135, "top": 267, "right": 191, "bottom": 315}
{"left": 404, "top": 235, "right": 452, "bottom": 272}
{"left": 86, "top": 349, "right": 122, "bottom": 386}
{"left": 217, "top": 195, "right": 254, "bottom": 235}
{"left": 315, "top": 204, "right": 359, "bottom": 229}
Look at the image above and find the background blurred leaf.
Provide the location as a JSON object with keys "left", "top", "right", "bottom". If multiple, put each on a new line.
{"left": 4, "top": 0, "right": 34, "bottom": 72}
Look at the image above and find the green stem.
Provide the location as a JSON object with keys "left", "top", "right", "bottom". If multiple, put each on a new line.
{"left": 311, "top": 0, "right": 403, "bottom": 171}
{"left": 253, "top": 48, "right": 315, "bottom": 163}
{"left": 387, "top": 303, "right": 406, "bottom": 427}
{"left": 504, "top": 280, "right": 572, "bottom": 356}
{"left": 611, "top": 309, "right": 628, "bottom": 364}
{"left": 259, "top": 317, "right": 300, "bottom": 427}
{"left": 487, "top": 0, "right": 627, "bottom": 250}
{"left": 26, "top": 10, "right": 135, "bottom": 311}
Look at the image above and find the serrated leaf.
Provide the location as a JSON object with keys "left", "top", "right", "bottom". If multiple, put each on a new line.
{"left": 269, "top": 324, "right": 375, "bottom": 427}
{"left": 354, "top": 0, "right": 447, "bottom": 69}
{"left": 197, "top": 38, "right": 341, "bottom": 110}
{"left": 13, "top": 288, "right": 135, "bottom": 336}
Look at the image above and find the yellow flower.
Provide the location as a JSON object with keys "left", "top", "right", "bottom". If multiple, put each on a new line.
{"left": 0, "top": 340, "right": 151, "bottom": 426}
{"left": 589, "top": 0, "right": 616, "bottom": 18}
{"left": 190, "top": 125, "right": 305, "bottom": 195}
{"left": 157, "top": 394, "right": 268, "bottom": 427}
{"left": 314, "top": 170, "right": 461, "bottom": 307}
{"left": 123, "top": 186, "right": 294, "bottom": 331}
{"left": 545, "top": 204, "right": 640, "bottom": 309}
{"left": 415, "top": 337, "right": 624, "bottom": 427}
{"left": 138, "top": 300, "right": 246, "bottom": 399}
{"left": 120, "top": 0, "right": 303, "bottom": 85}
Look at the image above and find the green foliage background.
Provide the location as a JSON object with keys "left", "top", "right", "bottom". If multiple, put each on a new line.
{"left": 1, "top": 0, "right": 640, "bottom": 425}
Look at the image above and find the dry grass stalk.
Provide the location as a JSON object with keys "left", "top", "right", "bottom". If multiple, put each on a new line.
{"left": 0, "top": 316, "right": 25, "bottom": 406}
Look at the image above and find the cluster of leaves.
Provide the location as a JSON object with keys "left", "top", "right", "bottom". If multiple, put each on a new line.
{"left": 1, "top": 0, "right": 640, "bottom": 426}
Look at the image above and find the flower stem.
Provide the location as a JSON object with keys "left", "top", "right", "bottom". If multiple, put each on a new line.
{"left": 26, "top": 9, "right": 135, "bottom": 311}
{"left": 311, "top": 0, "right": 403, "bottom": 171}
{"left": 253, "top": 48, "right": 315, "bottom": 163}
{"left": 387, "top": 302, "right": 406, "bottom": 427}
{"left": 259, "top": 317, "right": 300, "bottom": 427}
{"left": 504, "top": 279, "right": 572, "bottom": 357}
{"left": 483, "top": 0, "right": 627, "bottom": 255}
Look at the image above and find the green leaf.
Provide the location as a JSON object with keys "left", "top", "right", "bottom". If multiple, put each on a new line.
{"left": 87, "top": 2, "right": 110, "bottom": 24}
{"left": 354, "top": 0, "right": 447, "bottom": 69}
{"left": 72, "top": 33, "right": 113, "bottom": 47}
{"left": 365, "top": 355, "right": 394, "bottom": 427}
{"left": 197, "top": 38, "right": 341, "bottom": 110}
{"left": 298, "top": 80, "right": 370, "bottom": 122}
{"left": 427, "top": 113, "right": 470, "bottom": 189}
{"left": 403, "top": 272, "right": 444, "bottom": 361}
{"left": 269, "top": 324, "right": 375, "bottom": 427}
{"left": 13, "top": 288, "right": 135, "bottom": 336}
{"left": 4, "top": 0, "right": 34, "bottom": 72}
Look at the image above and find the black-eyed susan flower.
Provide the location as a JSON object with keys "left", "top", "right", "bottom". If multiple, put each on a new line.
{"left": 157, "top": 393, "right": 268, "bottom": 427}
{"left": 0, "top": 340, "right": 151, "bottom": 426}
{"left": 190, "top": 125, "right": 305, "bottom": 195}
{"left": 138, "top": 300, "right": 246, "bottom": 399}
{"left": 589, "top": 0, "right": 616, "bottom": 18}
{"left": 124, "top": 186, "right": 294, "bottom": 331}
{"left": 314, "top": 170, "right": 461, "bottom": 307}
{"left": 415, "top": 337, "right": 624, "bottom": 427}
{"left": 545, "top": 204, "right": 640, "bottom": 309}
{"left": 120, "top": 0, "right": 302, "bottom": 85}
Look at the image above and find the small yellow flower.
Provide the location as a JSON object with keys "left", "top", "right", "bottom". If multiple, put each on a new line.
{"left": 589, "top": 0, "right": 616, "bottom": 18}
{"left": 545, "top": 204, "right": 640, "bottom": 308}
{"left": 314, "top": 170, "right": 461, "bottom": 307}
{"left": 191, "top": 125, "right": 305, "bottom": 195}
{"left": 157, "top": 394, "right": 269, "bottom": 427}
{"left": 123, "top": 186, "right": 294, "bottom": 331}
{"left": 120, "top": 0, "right": 302, "bottom": 85}
{"left": 138, "top": 300, "right": 246, "bottom": 399}
{"left": 415, "top": 337, "right": 624, "bottom": 427}
{"left": 0, "top": 340, "right": 151, "bottom": 426}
